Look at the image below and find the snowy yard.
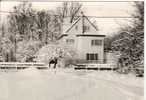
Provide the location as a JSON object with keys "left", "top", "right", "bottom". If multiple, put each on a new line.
{"left": 0, "top": 68, "right": 144, "bottom": 100}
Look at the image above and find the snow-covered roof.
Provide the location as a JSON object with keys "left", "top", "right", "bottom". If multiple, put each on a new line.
{"left": 58, "top": 13, "right": 106, "bottom": 40}
{"left": 65, "top": 13, "right": 98, "bottom": 34}
{"left": 76, "top": 34, "right": 105, "bottom": 37}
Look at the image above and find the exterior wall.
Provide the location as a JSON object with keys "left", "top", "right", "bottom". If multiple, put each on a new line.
{"left": 60, "top": 34, "right": 77, "bottom": 49}
{"left": 105, "top": 52, "right": 118, "bottom": 64}
{"left": 76, "top": 36, "right": 104, "bottom": 63}
{"left": 60, "top": 35, "right": 105, "bottom": 63}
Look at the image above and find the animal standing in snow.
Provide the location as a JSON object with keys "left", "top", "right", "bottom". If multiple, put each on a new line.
{"left": 49, "top": 57, "right": 58, "bottom": 69}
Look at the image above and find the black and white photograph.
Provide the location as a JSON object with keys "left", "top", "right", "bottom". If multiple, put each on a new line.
{"left": 0, "top": 0, "right": 144, "bottom": 100}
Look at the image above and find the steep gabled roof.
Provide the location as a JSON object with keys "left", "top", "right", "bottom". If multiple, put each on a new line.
{"left": 57, "top": 34, "right": 68, "bottom": 40}
{"left": 58, "top": 13, "right": 106, "bottom": 40}
{"left": 84, "top": 16, "right": 98, "bottom": 31}
{"left": 65, "top": 13, "right": 98, "bottom": 34}
{"left": 65, "top": 18, "right": 81, "bottom": 33}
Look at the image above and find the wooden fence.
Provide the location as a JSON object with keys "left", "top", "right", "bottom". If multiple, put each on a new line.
{"left": 74, "top": 63, "right": 117, "bottom": 70}
{"left": 0, "top": 62, "right": 118, "bottom": 71}
{"left": 0, "top": 62, "right": 46, "bottom": 71}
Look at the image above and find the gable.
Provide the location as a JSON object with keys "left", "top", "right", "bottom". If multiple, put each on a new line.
{"left": 83, "top": 16, "right": 98, "bottom": 33}
{"left": 65, "top": 16, "right": 98, "bottom": 34}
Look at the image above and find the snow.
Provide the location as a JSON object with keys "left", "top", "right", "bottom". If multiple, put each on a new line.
{"left": 0, "top": 68, "right": 144, "bottom": 100}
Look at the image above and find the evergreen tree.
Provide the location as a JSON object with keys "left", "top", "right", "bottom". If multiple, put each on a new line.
{"left": 111, "top": 2, "right": 144, "bottom": 74}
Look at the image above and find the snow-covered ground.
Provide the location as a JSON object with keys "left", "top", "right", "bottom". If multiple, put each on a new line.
{"left": 0, "top": 68, "right": 144, "bottom": 100}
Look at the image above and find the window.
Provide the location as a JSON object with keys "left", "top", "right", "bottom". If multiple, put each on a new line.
{"left": 75, "top": 25, "right": 78, "bottom": 30}
{"left": 91, "top": 40, "right": 102, "bottom": 46}
{"left": 86, "top": 53, "right": 98, "bottom": 60}
{"left": 66, "top": 39, "right": 74, "bottom": 44}
{"left": 83, "top": 26, "right": 90, "bottom": 32}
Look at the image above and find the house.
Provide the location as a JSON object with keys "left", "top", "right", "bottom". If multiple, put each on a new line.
{"left": 59, "top": 12, "right": 106, "bottom": 64}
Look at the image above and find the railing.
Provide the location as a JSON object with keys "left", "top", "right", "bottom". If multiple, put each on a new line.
{"left": 75, "top": 63, "right": 116, "bottom": 68}
{"left": 0, "top": 62, "right": 46, "bottom": 70}
{"left": 74, "top": 58, "right": 118, "bottom": 64}
{"left": 75, "top": 59, "right": 105, "bottom": 64}
{"left": 0, "top": 61, "right": 118, "bottom": 71}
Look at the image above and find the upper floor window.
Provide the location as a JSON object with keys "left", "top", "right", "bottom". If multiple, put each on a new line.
{"left": 66, "top": 39, "right": 74, "bottom": 44}
{"left": 91, "top": 40, "right": 102, "bottom": 46}
{"left": 83, "top": 26, "right": 90, "bottom": 32}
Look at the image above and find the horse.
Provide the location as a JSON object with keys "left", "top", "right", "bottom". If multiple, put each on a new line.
{"left": 49, "top": 57, "right": 58, "bottom": 69}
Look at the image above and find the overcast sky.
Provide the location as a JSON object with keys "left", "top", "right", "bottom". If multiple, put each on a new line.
{"left": 0, "top": 1, "right": 138, "bottom": 36}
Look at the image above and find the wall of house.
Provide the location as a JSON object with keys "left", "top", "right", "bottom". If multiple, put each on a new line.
{"left": 60, "top": 35, "right": 105, "bottom": 63}
{"left": 104, "top": 52, "right": 119, "bottom": 64}
{"left": 76, "top": 36, "right": 104, "bottom": 63}
{"left": 60, "top": 34, "right": 77, "bottom": 49}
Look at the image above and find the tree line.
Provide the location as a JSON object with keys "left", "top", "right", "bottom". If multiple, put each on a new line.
{"left": 0, "top": 2, "right": 82, "bottom": 62}
{"left": 104, "top": 2, "right": 144, "bottom": 75}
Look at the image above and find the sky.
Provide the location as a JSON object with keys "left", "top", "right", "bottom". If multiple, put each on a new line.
{"left": 0, "top": 1, "right": 138, "bottom": 36}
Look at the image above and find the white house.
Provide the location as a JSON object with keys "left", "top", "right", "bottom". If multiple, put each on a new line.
{"left": 59, "top": 13, "right": 106, "bottom": 63}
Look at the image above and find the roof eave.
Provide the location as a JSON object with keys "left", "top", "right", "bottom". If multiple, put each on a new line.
{"left": 76, "top": 34, "right": 106, "bottom": 37}
{"left": 57, "top": 34, "right": 68, "bottom": 40}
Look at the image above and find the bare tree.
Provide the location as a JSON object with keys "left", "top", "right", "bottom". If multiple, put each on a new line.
{"left": 57, "top": 2, "right": 82, "bottom": 23}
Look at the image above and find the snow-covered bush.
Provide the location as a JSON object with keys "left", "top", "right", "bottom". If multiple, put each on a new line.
{"left": 35, "top": 43, "right": 78, "bottom": 67}
{"left": 16, "top": 40, "right": 42, "bottom": 62}
{"left": 0, "top": 53, "right": 4, "bottom": 62}
{"left": 0, "top": 37, "right": 15, "bottom": 62}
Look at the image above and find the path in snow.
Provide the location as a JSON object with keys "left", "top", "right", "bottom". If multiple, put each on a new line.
{"left": 0, "top": 68, "right": 144, "bottom": 100}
